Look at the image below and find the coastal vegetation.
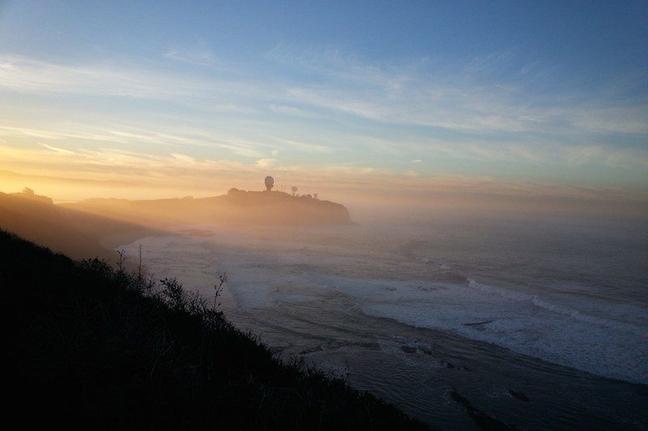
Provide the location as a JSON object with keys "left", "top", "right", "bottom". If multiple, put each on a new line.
{"left": 3, "top": 229, "right": 423, "bottom": 430}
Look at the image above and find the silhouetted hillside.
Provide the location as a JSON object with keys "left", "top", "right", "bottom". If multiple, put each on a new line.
{"left": 0, "top": 191, "right": 158, "bottom": 261}
{"left": 65, "top": 189, "right": 352, "bottom": 227}
{"left": 3, "top": 230, "right": 424, "bottom": 430}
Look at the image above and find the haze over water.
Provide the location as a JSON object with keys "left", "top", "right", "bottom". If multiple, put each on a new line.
{"left": 2, "top": 1, "right": 648, "bottom": 429}
{"left": 122, "top": 207, "right": 648, "bottom": 429}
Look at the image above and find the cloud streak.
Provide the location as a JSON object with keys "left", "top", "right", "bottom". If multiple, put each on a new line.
{"left": 1, "top": 141, "right": 646, "bottom": 202}
{"left": 1, "top": 49, "right": 647, "bottom": 196}
{"left": 2, "top": 52, "right": 647, "bottom": 137}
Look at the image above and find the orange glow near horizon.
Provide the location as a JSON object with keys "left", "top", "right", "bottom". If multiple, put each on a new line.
{"left": 2, "top": 140, "right": 647, "bottom": 223}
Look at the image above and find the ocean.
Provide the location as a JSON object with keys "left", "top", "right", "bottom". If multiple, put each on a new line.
{"left": 122, "top": 212, "right": 648, "bottom": 429}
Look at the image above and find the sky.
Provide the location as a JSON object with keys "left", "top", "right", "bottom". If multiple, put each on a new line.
{"left": 0, "top": 0, "right": 647, "bottom": 206}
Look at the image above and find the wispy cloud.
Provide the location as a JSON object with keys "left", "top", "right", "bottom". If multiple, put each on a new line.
{"left": 0, "top": 123, "right": 272, "bottom": 159}
{"left": 1, "top": 142, "right": 646, "bottom": 208}
{"left": 268, "top": 103, "right": 316, "bottom": 118}
{"left": 268, "top": 136, "right": 332, "bottom": 154}
{"left": 165, "top": 47, "right": 217, "bottom": 67}
{"left": 268, "top": 45, "right": 648, "bottom": 135}
{"left": 255, "top": 158, "right": 276, "bottom": 168}
{"left": 2, "top": 51, "right": 647, "bottom": 137}
{"left": 41, "top": 143, "right": 76, "bottom": 155}
{"left": 1, "top": 49, "right": 647, "bottom": 196}
{"left": 563, "top": 145, "right": 648, "bottom": 168}
{"left": 0, "top": 54, "right": 266, "bottom": 104}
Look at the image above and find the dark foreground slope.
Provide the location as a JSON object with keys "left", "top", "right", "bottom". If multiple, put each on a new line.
{"left": 2, "top": 230, "right": 424, "bottom": 430}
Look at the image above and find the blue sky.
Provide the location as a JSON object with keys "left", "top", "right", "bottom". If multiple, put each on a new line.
{"left": 0, "top": 0, "right": 647, "bottom": 200}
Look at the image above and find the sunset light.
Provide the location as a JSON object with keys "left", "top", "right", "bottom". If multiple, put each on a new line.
{"left": 2, "top": 1, "right": 647, "bottom": 429}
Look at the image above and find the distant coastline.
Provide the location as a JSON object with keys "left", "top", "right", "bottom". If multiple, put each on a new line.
{"left": 1, "top": 187, "right": 351, "bottom": 261}
{"left": 0, "top": 190, "right": 158, "bottom": 262}
{"left": 65, "top": 188, "right": 352, "bottom": 227}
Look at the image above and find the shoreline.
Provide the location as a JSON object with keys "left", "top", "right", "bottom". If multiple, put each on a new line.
{"left": 117, "top": 232, "right": 648, "bottom": 386}
{"left": 117, "top": 231, "right": 648, "bottom": 429}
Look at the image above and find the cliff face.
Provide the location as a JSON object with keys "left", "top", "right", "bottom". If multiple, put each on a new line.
{"left": 0, "top": 192, "right": 158, "bottom": 260}
{"left": 66, "top": 190, "right": 352, "bottom": 227}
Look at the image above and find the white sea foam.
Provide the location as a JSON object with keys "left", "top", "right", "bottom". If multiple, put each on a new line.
{"left": 124, "top": 228, "right": 648, "bottom": 385}
{"left": 346, "top": 277, "right": 648, "bottom": 384}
